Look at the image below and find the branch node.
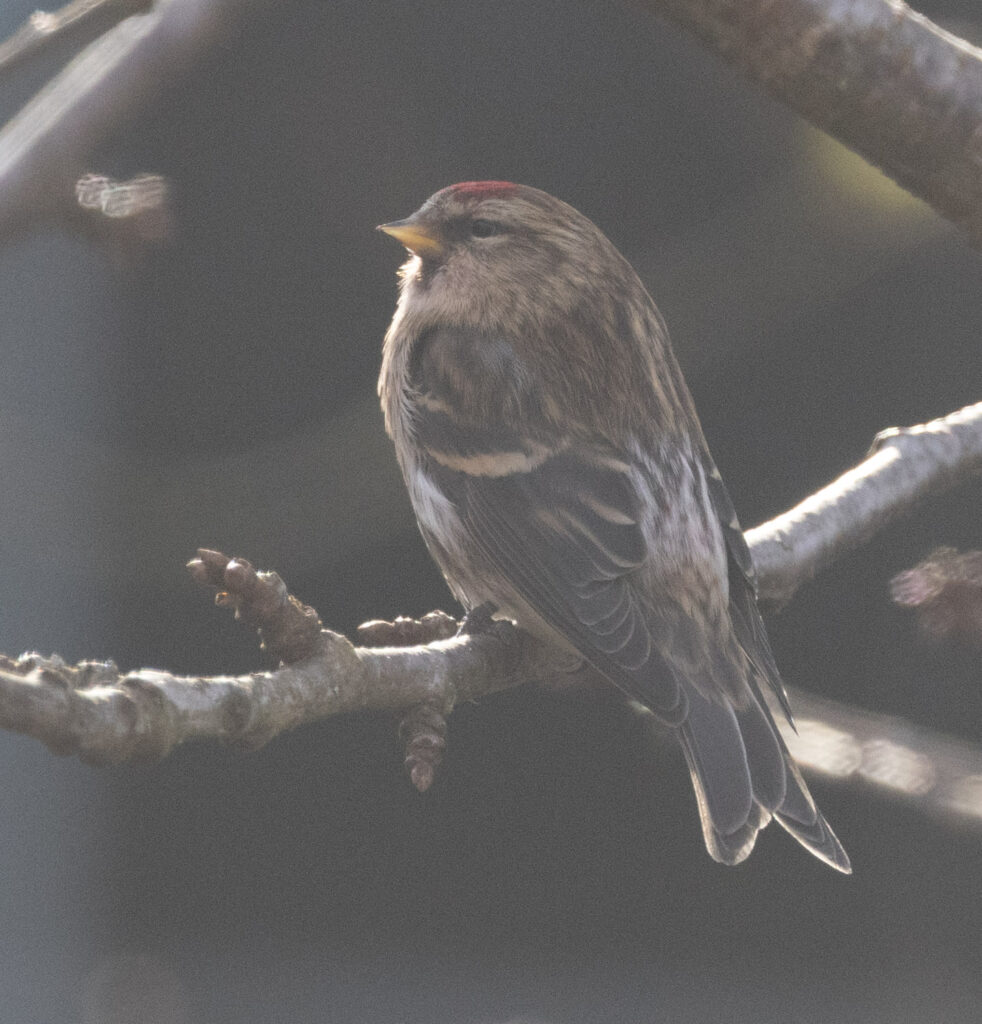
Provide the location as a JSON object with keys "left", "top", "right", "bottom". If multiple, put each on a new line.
{"left": 219, "top": 686, "right": 258, "bottom": 744}
{"left": 188, "top": 549, "right": 323, "bottom": 663}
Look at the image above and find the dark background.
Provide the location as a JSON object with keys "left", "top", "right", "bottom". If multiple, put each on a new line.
{"left": 1, "top": 1, "right": 980, "bottom": 1021}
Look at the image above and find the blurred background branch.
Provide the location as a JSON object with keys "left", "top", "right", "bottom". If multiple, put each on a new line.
{"left": 0, "top": 0, "right": 257, "bottom": 237}
{"left": 0, "top": 0, "right": 151, "bottom": 80}
{"left": 892, "top": 546, "right": 982, "bottom": 645}
{"left": 0, "top": 0, "right": 981, "bottom": 243}
{"left": 642, "top": 0, "right": 982, "bottom": 242}
{"left": 786, "top": 684, "right": 982, "bottom": 833}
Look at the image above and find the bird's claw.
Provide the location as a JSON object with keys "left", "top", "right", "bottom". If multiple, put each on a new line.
{"left": 456, "top": 601, "right": 499, "bottom": 636}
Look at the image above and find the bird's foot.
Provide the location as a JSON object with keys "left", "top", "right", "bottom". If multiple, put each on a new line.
{"left": 456, "top": 601, "right": 499, "bottom": 636}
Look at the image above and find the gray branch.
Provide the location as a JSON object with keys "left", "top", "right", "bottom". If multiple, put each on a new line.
{"left": 639, "top": 0, "right": 982, "bottom": 242}
{"left": 1, "top": 404, "right": 981, "bottom": 828}
{"left": 0, "top": 627, "right": 548, "bottom": 765}
{"left": 748, "top": 401, "right": 982, "bottom": 606}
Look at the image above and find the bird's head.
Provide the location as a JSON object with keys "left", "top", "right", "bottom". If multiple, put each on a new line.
{"left": 378, "top": 182, "right": 636, "bottom": 335}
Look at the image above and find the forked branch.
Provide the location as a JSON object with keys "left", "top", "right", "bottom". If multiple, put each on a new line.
{"left": 0, "top": 404, "right": 980, "bottom": 825}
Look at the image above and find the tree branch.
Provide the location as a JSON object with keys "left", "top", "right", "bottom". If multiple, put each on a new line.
{"left": 0, "top": 556, "right": 544, "bottom": 765}
{"left": 638, "top": 0, "right": 982, "bottom": 242}
{"left": 748, "top": 401, "right": 982, "bottom": 606}
{"left": 0, "top": 405, "right": 980, "bottom": 823}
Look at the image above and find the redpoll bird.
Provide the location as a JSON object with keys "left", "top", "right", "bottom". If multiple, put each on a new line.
{"left": 378, "top": 182, "right": 850, "bottom": 872}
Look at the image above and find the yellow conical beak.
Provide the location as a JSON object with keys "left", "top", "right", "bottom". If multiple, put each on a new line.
{"left": 377, "top": 218, "right": 444, "bottom": 259}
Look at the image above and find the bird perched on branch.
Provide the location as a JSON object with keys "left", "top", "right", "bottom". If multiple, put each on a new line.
{"left": 378, "top": 181, "right": 850, "bottom": 872}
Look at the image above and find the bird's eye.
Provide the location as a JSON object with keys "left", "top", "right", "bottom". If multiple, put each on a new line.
{"left": 469, "top": 218, "right": 499, "bottom": 238}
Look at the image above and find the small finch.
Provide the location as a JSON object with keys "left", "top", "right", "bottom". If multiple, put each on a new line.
{"left": 378, "top": 182, "right": 850, "bottom": 872}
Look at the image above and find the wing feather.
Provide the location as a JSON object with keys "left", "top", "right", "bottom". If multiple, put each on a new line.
{"left": 703, "top": 457, "right": 794, "bottom": 723}
{"left": 442, "top": 451, "right": 684, "bottom": 717}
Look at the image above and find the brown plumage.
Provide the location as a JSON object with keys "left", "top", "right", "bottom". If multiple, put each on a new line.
{"left": 378, "top": 182, "right": 850, "bottom": 872}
